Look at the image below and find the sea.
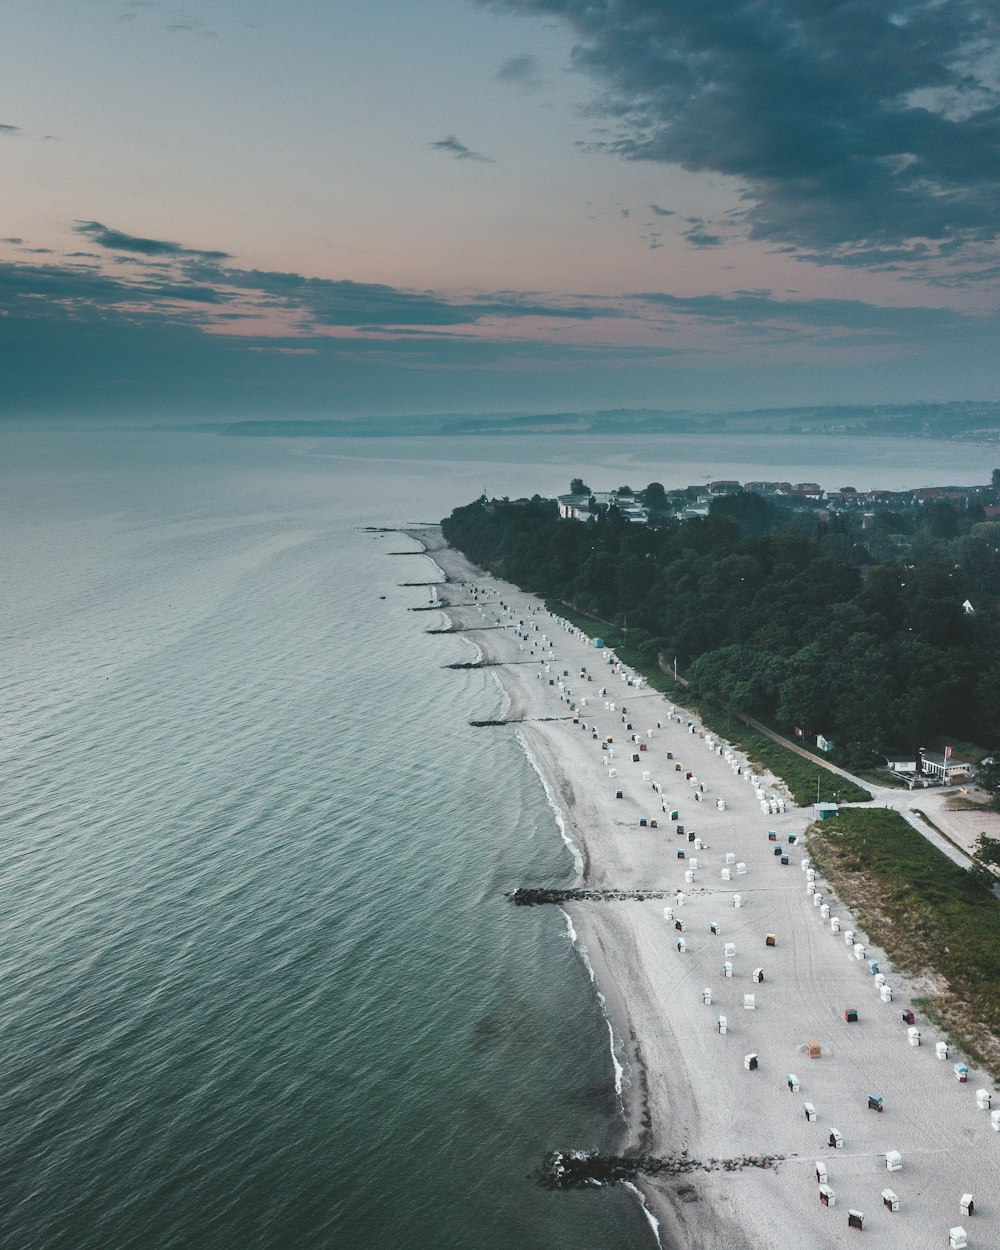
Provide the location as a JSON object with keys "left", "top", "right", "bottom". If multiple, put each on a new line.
{"left": 0, "top": 421, "right": 993, "bottom": 1250}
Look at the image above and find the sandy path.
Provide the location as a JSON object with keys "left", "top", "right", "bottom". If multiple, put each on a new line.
{"left": 408, "top": 530, "right": 1000, "bottom": 1250}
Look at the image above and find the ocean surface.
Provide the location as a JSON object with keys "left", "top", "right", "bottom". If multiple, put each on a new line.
{"left": 0, "top": 422, "right": 993, "bottom": 1250}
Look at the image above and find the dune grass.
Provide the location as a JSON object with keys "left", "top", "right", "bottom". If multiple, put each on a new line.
{"left": 807, "top": 807, "right": 1000, "bottom": 1077}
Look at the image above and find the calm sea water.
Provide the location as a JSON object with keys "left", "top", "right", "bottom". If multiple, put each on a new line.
{"left": 0, "top": 423, "right": 992, "bottom": 1250}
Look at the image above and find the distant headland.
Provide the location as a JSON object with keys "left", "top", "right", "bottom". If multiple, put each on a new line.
{"left": 178, "top": 399, "right": 1000, "bottom": 441}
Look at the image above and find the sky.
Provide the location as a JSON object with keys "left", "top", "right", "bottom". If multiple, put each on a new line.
{"left": 3, "top": 0, "right": 1000, "bottom": 418}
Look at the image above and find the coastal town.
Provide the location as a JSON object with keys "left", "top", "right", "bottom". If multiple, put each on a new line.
{"left": 556, "top": 475, "right": 1000, "bottom": 535}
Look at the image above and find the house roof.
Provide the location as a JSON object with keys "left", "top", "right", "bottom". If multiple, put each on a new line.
{"left": 921, "top": 751, "right": 973, "bottom": 769}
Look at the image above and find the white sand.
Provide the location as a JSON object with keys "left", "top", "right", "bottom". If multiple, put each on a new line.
{"left": 417, "top": 532, "right": 1000, "bottom": 1250}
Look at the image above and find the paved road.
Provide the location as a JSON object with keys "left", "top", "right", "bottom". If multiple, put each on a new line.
{"left": 737, "top": 711, "right": 977, "bottom": 870}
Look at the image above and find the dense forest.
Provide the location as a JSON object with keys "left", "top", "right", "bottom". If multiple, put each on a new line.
{"left": 441, "top": 489, "right": 1000, "bottom": 768}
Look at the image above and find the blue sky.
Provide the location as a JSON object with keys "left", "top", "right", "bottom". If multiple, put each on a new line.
{"left": 4, "top": 0, "right": 1000, "bottom": 417}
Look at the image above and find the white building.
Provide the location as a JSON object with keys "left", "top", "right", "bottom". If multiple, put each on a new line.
{"left": 557, "top": 491, "right": 649, "bottom": 524}
{"left": 919, "top": 751, "right": 976, "bottom": 783}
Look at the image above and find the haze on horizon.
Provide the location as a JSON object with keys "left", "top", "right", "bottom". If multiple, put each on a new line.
{"left": 4, "top": 0, "right": 1000, "bottom": 419}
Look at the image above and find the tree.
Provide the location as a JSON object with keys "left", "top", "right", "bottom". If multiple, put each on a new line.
{"left": 708, "top": 491, "right": 777, "bottom": 536}
{"left": 641, "top": 481, "right": 668, "bottom": 511}
{"left": 974, "top": 758, "right": 1000, "bottom": 795}
{"left": 873, "top": 511, "right": 912, "bottom": 534}
{"left": 441, "top": 483, "right": 996, "bottom": 760}
{"left": 974, "top": 833, "right": 1000, "bottom": 869}
{"left": 974, "top": 666, "right": 1000, "bottom": 744}
{"left": 927, "top": 500, "right": 959, "bottom": 539}
{"left": 570, "top": 477, "right": 591, "bottom": 496}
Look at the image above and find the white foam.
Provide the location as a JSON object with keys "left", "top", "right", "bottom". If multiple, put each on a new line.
{"left": 622, "top": 1181, "right": 664, "bottom": 1250}
{"left": 605, "top": 1013, "right": 625, "bottom": 1105}
{"left": 514, "top": 727, "right": 583, "bottom": 875}
{"left": 559, "top": 909, "right": 628, "bottom": 1118}
{"left": 491, "top": 669, "right": 512, "bottom": 721}
{"left": 560, "top": 907, "right": 595, "bottom": 983}
{"left": 459, "top": 634, "right": 483, "bottom": 665}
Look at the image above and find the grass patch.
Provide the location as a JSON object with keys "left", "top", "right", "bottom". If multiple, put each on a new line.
{"left": 851, "top": 767, "right": 910, "bottom": 790}
{"left": 807, "top": 807, "right": 1000, "bottom": 1078}
{"left": 545, "top": 598, "right": 870, "bottom": 806}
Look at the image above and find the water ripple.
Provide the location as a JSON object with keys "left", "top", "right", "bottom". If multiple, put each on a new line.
{"left": 0, "top": 444, "right": 647, "bottom": 1250}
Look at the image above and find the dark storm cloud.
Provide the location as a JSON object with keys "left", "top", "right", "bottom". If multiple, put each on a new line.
{"left": 5, "top": 235, "right": 986, "bottom": 351}
{"left": 682, "top": 218, "right": 722, "bottom": 248}
{"left": 0, "top": 259, "right": 228, "bottom": 311}
{"left": 496, "top": 54, "right": 544, "bottom": 87}
{"left": 0, "top": 123, "right": 21, "bottom": 133}
{"left": 631, "top": 290, "right": 989, "bottom": 341}
{"left": 163, "top": 21, "right": 218, "bottom": 38}
{"left": 684, "top": 232, "right": 722, "bottom": 248}
{"left": 0, "top": 237, "right": 616, "bottom": 339}
{"left": 649, "top": 204, "right": 673, "bottom": 217}
{"left": 183, "top": 263, "right": 611, "bottom": 326}
{"left": 479, "top": 0, "right": 1000, "bottom": 262}
{"left": 4, "top": 252, "right": 1000, "bottom": 415}
{"left": 429, "top": 135, "right": 494, "bottom": 162}
{"left": 205, "top": 267, "right": 488, "bottom": 325}
{"left": 75, "top": 220, "right": 232, "bottom": 260}
{"left": 0, "top": 267, "right": 662, "bottom": 418}
{"left": 4, "top": 242, "right": 985, "bottom": 349}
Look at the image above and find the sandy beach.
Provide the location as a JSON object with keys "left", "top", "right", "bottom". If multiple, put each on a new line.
{"left": 413, "top": 528, "right": 1000, "bottom": 1250}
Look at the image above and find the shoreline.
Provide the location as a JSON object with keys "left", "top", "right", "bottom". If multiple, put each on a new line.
{"left": 402, "top": 526, "right": 1000, "bottom": 1249}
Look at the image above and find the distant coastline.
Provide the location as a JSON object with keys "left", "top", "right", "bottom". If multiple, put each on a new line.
{"left": 172, "top": 399, "right": 1000, "bottom": 443}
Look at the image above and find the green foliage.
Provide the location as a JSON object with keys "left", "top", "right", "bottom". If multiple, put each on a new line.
{"left": 640, "top": 481, "right": 668, "bottom": 511}
{"left": 975, "top": 757, "right": 1000, "bottom": 795}
{"left": 975, "top": 833, "right": 1000, "bottom": 869}
{"left": 927, "top": 499, "right": 960, "bottom": 539}
{"left": 873, "top": 511, "right": 912, "bottom": 534}
{"left": 708, "top": 490, "right": 778, "bottom": 535}
{"left": 441, "top": 493, "right": 998, "bottom": 755}
{"left": 809, "top": 808, "right": 1000, "bottom": 1074}
{"left": 570, "top": 477, "right": 590, "bottom": 496}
